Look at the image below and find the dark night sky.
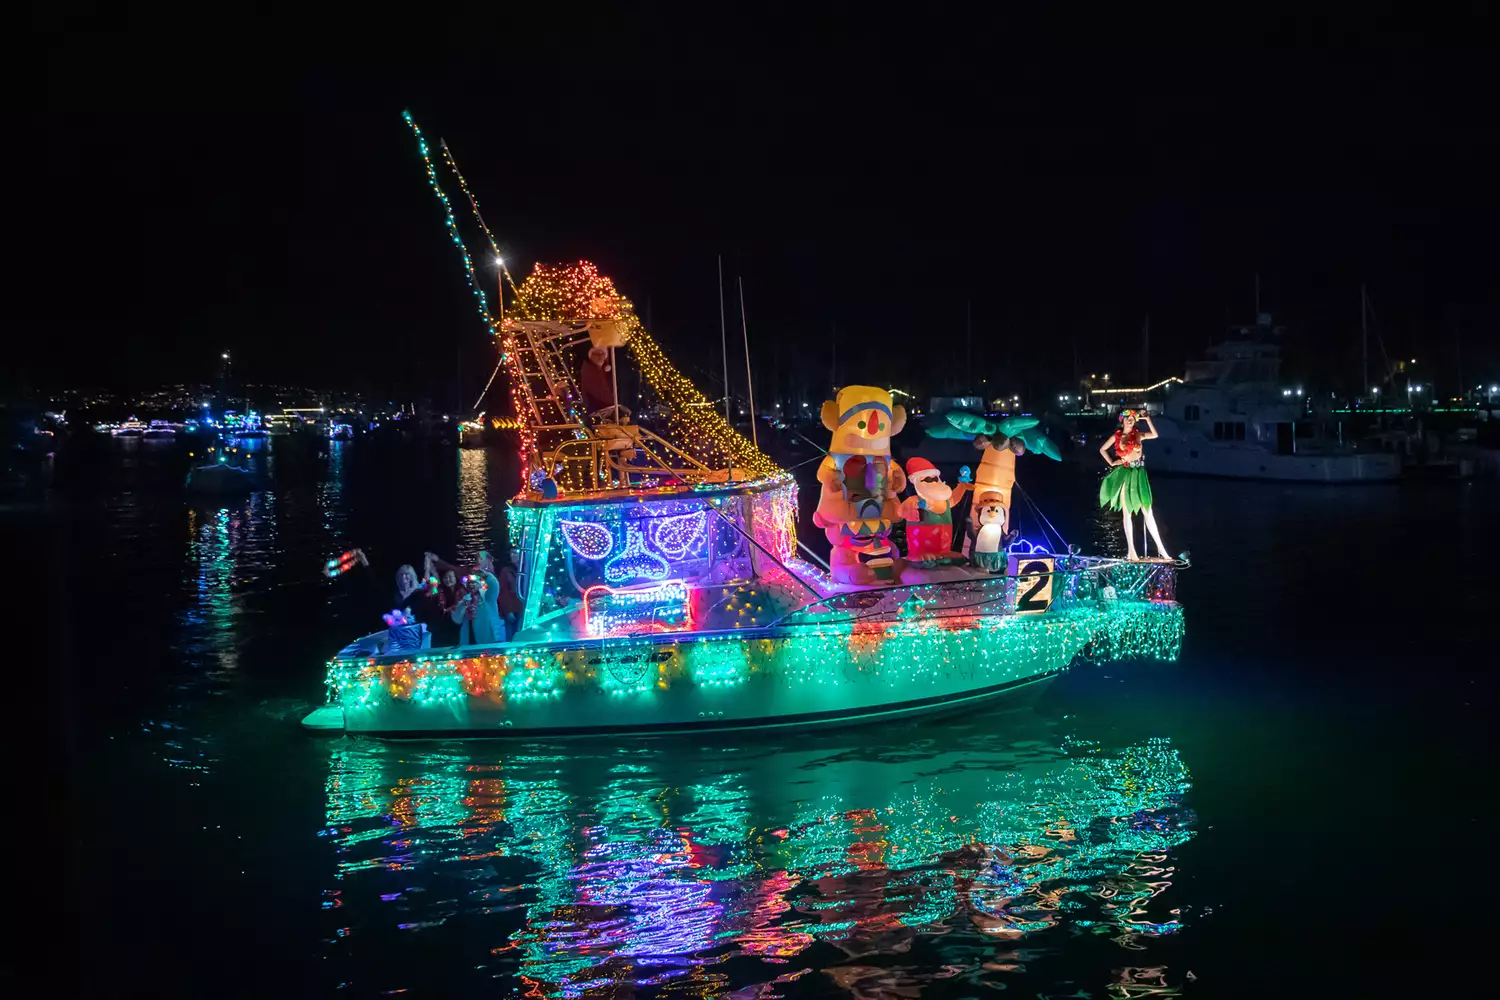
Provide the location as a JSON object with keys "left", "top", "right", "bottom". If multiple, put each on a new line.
{"left": 20, "top": 15, "right": 1499, "bottom": 409}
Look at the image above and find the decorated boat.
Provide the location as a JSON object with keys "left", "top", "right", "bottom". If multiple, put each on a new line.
{"left": 304, "top": 255, "right": 1184, "bottom": 737}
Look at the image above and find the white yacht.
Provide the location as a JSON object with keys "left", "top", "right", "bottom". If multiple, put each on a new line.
{"left": 1149, "top": 320, "right": 1399, "bottom": 482}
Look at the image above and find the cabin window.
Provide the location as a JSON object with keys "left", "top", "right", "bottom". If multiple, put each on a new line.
{"left": 1182, "top": 405, "right": 1201, "bottom": 422}
{"left": 1213, "top": 421, "right": 1246, "bottom": 441}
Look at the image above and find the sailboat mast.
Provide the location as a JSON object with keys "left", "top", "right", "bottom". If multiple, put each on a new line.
{"left": 830, "top": 322, "right": 837, "bottom": 391}
{"left": 717, "top": 255, "right": 731, "bottom": 424}
{"left": 738, "top": 277, "right": 758, "bottom": 448}
{"left": 1142, "top": 313, "right": 1150, "bottom": 384}
{"left": 1361, "top": 282, "right": 1369, "bottom": 397}
{"left": 965, "top": 298, "right": 972, "bottom": 380}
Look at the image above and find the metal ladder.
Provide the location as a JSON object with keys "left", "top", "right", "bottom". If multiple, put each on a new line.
{"left": 502, "top": 320, "right": 593, "bottom": 468}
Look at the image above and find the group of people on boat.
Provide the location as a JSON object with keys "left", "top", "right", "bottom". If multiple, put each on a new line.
{"left": 373, "top": 548, "right": 523, "bottom": 650}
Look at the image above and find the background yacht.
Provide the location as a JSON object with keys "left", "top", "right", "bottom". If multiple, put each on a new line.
{"left": 1149, "top": 316, "right": 1399, "bottom": 482}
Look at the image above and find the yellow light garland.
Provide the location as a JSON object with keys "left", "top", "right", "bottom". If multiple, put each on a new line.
{"left": 504, "top": 261, "right": 779, "bottom": 489}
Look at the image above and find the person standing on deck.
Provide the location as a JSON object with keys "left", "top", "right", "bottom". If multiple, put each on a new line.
{"left": 497, "top": 548, "right": 523, "bottom": 639}
{"left": 1098, "top": 409, "right": 1168, "bottom": 561}
{"left": 426, "top": 554, "right": 465, "bottom": 648}
{"left": 581, "top": 346, "right": 613, "bottom": 413}
{"left": 471, "top": 551, "right": 506, "bottom": 643}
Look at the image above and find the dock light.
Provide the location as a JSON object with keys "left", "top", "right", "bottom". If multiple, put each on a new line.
{"left": 1296, "top": 388, "right": 1303, "bottom": 396}
{"left": 1372, "top": 388, "right": 1380, "bottom": 395}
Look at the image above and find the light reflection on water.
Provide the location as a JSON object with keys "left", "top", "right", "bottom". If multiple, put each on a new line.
{"left": 320, "top": 734, "right": 1195, "bottom": 996}
{"left": 457, "top": 446, "right": 496, "bottom": 556}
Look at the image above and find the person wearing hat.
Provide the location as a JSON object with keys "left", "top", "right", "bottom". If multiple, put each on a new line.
{"left": 898, "top": 457, "right": 971, "bottom": 565}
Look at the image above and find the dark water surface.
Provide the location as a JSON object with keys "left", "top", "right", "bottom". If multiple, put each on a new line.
{"left": 15, "top": 438, "right": 1494, "bottom": 997}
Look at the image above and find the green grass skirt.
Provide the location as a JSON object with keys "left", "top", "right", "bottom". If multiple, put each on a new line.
{"left": 1099, "top": 465, "right": 1154, "bottom": 514}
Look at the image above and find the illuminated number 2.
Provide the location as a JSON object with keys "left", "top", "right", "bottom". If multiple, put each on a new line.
{"left": 1016, "top": 559, "right": 1054, "bottom": 614}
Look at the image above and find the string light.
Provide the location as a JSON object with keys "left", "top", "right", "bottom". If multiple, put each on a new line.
{"left": 750, "top": 483, "right": 799, "bottom": 563}
{"left": 438, "top": 138, "right": 501, "bottom": 259}
{"left": 559, "top": 519, "right": 614, "bottom": 560}
{"left": 583, "top": 581, "right": 692, "bottom": 637}
{"left": 401, "top": 110, "right": 496, "bottom": 334}
{"left": 604, "top": 525, "right": 672, "bottom": 583}
{"left": 504, "top": 261, "right": 780, "bottom": 487}
{"left": 647, "top": 510, "right": 707, "bottom": 559}
{"left": 324, "top": 602, "right": 1185, "bottom": 713}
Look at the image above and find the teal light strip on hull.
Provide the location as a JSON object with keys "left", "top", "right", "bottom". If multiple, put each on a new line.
{"left": 327, "top": 602, "right": 1183, "bottom": 735}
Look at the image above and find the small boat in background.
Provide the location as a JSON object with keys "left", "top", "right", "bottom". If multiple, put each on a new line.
{"left": 459, "top": 417, "right": 487, "bottom": 448}
{"left": 186, "top": 460, "right": 254, "bottom": 494}
{"left": 110, "top": 418, "right": 146, "bottom": 438}
{"left": 185, "top": 444, "right": 254, "bottom": 494}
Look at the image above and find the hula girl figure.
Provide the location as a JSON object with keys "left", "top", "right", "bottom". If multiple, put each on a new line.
{"left": 1098, "top": 409, "right": 1167, "bottom": 561}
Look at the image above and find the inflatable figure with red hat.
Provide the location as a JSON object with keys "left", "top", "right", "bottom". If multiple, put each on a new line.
{"left": 897, "top": 457, "right": 971, "bottom": 565}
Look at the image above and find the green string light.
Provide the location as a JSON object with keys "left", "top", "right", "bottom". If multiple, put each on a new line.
{"left": 402, "top": 110, "right": 496, "bottom": 334}
{"left": 324, "top": 602, "right": 1185, "bottom": 711}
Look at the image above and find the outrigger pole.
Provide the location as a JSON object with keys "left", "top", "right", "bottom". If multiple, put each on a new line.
{"left": 439, "top": 137, "right": 515, "bottom": 293}
{"left": 439, "top": 135, "right": 516, "bottom": 412}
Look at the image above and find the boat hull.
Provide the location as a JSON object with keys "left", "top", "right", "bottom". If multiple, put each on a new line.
{"left": 311, "top": 601, "right": 1182, "bottom": 738}
{"left": 1150, "top": 440, "right": 1400, "bottom": 481}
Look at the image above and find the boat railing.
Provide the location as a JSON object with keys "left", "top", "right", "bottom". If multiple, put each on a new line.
{"left": 545, "top": 423, "right": 722, "bottom": 492}
{"left": 771, "top": 555, "right": 1184, "bottom": 629}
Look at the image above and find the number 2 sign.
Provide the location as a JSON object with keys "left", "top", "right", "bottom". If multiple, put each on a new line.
{"left": 1008, "top": 555, "right": 1055, "bottom": 614}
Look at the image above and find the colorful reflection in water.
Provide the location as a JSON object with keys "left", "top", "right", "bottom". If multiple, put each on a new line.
{"left": 320, "top": 733, "right": 1195, "bottom": 996}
